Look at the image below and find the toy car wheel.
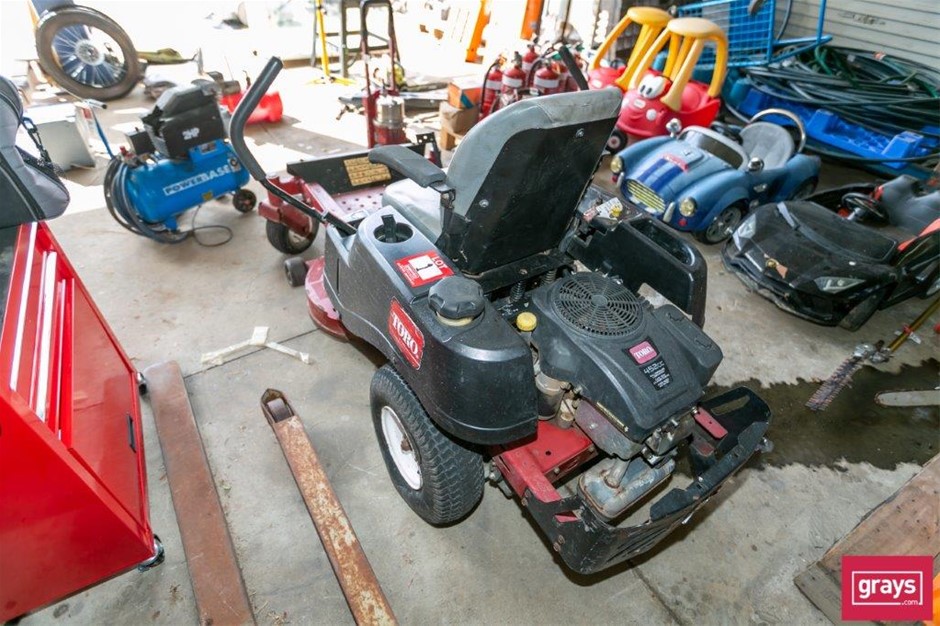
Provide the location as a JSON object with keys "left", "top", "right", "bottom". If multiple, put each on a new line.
{"left": 283, "top": 257, "right": 308, "bottom": 288}
{"left": 232, "top": 189, "right": 257, "bottom": 213}
{"left": 696, "top": 204, "right": 744, "bottom": 244}
{"left": 838, "top": 291, "right": 883, "bottom": 331}
{"left": 371, "top": 364, "right": 484, "bottom": 525}
{"left": 265, "top": 220, "right": 317, "bottom": 254}
{"left": 606, "top": 129, "right": 626, "bottom": 153}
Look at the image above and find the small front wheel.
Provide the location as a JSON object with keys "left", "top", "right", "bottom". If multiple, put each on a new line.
{"left": 265, "top": 220, "right": 316, "bottom": 254}
{"left": 606, "top": 129, "right": 626, "bottom": 153}
{"left": 232, "top": 188, "right": 257, "bottom": 213}
{"left": 371, "top": 364, "right": 484, "bottom": 525}
{"left": 284, "top": 257, "right": 308, "bottom": 288}
{"left": 696, "top": 204, "right": 744, "bottom": 244}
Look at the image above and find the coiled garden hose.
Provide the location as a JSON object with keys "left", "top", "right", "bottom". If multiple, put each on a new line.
{"left": 734, "top": 45, "right": 940, "bottom": 167}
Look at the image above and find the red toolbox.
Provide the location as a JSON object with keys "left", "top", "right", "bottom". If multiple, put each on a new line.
{"left": 0, "top": 221, "right": 160, "bottom": 621}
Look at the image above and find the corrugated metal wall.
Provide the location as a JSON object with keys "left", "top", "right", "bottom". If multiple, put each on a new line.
{"left": 776, "top": 0, "right": 940, "bottom": 69}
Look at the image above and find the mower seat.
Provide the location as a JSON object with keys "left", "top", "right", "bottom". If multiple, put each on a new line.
{"left": 740, "top": 121, "right": 794, "bottom": 170}
{"left": 377, "top": 88, "right": 622, "bottom": 274}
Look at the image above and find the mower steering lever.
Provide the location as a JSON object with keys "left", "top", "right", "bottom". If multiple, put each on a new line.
{"left": 230, "top": 57, "right": 356, "bottom": 236}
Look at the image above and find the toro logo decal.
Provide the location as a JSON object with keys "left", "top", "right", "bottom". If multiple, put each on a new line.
{"left": 628, "top": 341, "right": 658, "bottom": 365}
{"left": 388, "top": 299, "right": 425, "bottom": 369}
{"left": 394, "top": 251, "right": 454, "bottom": 288}
{"left": 841, "top": 555, "right": 932, "bottom": 621}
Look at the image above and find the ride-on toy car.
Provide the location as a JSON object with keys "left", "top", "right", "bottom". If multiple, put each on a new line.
{"left": 610, "top": 17, "right": 728, "bottom": 148}
{"left": 231, "top": 58, "right": 771, "bottom": 575}
{"left": 587, "top": 6, "right": 672, "bottom": 91}
{"left": 722, "top": 176, "right": 940, "bottom": 330}
{"left": 612, "top": 109, "right": 820, "bottom": 243}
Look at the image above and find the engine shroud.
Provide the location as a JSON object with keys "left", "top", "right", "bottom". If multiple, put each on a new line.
{"left": 529, "top": 273, "right": 722, "bottom": 440}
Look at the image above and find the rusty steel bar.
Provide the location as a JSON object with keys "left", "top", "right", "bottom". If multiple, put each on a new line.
{"left": 261, "top": 389, "right": 397, "bottom": 626}
{"left": 145, "top": 361, "right": 256, "bottom": 626}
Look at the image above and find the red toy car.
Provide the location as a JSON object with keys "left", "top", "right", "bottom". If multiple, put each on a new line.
{"left": 613, "top": 17, "right": 728, "bottom": 144}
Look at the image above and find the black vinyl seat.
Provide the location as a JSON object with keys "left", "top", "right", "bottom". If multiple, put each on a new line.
{"left": 375, "top": 88, "right": 623, "bottom": 275}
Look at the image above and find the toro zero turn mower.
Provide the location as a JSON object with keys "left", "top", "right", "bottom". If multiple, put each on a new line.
{"left": 232, "top": 58, "right": 772, "bottom": 575}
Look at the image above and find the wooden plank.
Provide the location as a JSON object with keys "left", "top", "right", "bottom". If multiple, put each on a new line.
{"left": 146, "top": 361, "right": 255, "bottom": 626}
{"left": 261, "top": 390, "right": 396, "bottom": 626}
{"left": 794, "top": 455, "right": 940, "bottom": 624}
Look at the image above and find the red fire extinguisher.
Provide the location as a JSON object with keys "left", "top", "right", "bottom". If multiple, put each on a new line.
{"left": 532, "top": 62, "right": 560, "bottom": 95}
{"left": 521, "top": 42, "right": 539, "bottom": 86}
{"left": 555, "top": 56, "right": 571, "bottom": 93}
{"left": 500, "top": 53, "right": 526, "bottom": 102}
{"left": 480, "top": 60, "right": 503, "bottom": 119}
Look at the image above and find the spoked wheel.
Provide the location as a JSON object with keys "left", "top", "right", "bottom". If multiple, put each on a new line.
{"left": 232, "top": 189, "right": 257, "bottom": 213}
{"left": 370, "top": 364, "right": 484, "bottom": 525}
{"left": 265, "top": 220, "right": 317, "bottom": 254}
{"left": 697, "top": 204, "right": 744, "bottom": 244}
{"left": 35, "top": 6, "right": 141, "bottom": 101}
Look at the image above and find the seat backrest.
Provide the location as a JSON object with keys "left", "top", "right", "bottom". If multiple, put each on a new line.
{"left": 740, "top": 121, "right": 794, "bottom": 170}
{"left": 441, "top": 89, "right": 621, "bottom": 274}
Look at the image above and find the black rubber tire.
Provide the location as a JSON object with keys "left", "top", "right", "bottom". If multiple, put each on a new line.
{"left": 232, "top": 189, "right": 257, "bottom": 213}
{"left": 265, "top": 220, "right": 316, "bottom": 255}
{"left": 695, "top": 203, "right": 745, "bottom": 245}
{"left": 283, "top": 257, "right": 307, "bottom": 288}
{"left": 370, "top": 364, "right": 484, "bottom": 525}
{"left": 35, "top": 6, "right": 141, "bottom": 101}
{"left": 838, "top": 292, "right": 883, "bottom": 331}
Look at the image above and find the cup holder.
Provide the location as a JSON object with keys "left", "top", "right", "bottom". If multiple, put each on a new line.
{"left": 374, "top": 215, "right": 413, "bottom": 243}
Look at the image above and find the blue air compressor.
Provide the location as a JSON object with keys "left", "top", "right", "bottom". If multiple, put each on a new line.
{"left": 104, "top": 83, "right": 255, "bottom": 243}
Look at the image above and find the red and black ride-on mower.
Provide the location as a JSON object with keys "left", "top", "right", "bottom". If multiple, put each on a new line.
{"left": 232, "top": 58, "right": 772, "bottom": 575}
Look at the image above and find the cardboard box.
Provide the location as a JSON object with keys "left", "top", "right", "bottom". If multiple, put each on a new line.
{"left": 439, "top": 101, "right": 477, "bottom": 136}
{"left": 447, "top": 79, "right": 482, "bottom": 109}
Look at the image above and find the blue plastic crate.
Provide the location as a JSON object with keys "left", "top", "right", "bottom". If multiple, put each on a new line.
{"left": 677, "top": 0, "right": 775, "bottom": 67}
{"left": 677, "top": 0, "right": 830, "bottom": 68}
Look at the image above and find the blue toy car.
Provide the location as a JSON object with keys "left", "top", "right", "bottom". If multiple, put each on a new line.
{"left": 611, "top": 109, "right": 821, "bottom": 244}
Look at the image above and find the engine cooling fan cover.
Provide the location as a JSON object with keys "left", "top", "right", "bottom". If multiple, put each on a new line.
{"left": 551, "top": 273, "right": 644, "bottom": 338}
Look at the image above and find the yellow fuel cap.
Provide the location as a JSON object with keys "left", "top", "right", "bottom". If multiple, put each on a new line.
{"left": 516, "top": 312, "right": 537, "bottom": 332}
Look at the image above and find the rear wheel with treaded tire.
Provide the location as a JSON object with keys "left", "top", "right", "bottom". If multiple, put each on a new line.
{"left": 265, "top": 220, "right": 316, "bottom": 254}
{"left": 370, "top": 364, "right": 484, "bottom": 525}
{"left": 838, "top": 291, "right": 883, "bottom": 331}
{"left": 696, "top": 203, "right": 745, "bottom": 244}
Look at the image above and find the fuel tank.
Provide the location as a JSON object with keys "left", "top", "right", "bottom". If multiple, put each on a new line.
{"left": 323, "top": 207, "right": 538, "bottom": 445}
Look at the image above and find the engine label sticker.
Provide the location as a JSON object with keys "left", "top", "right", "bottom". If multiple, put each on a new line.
{"left": 627, "top": 339, "right": 672, "bottom": 389}
{"left": 344, "top": 156, "right": 392, "bottom": 187}
{"left": 394, "top": 251, "right": 453, "bottom": 288}
{"left": 628, "top": 341, "right": 658, "bottom": 364}
{"left": 389, "top": 299, "right": 425, "bottom": 369}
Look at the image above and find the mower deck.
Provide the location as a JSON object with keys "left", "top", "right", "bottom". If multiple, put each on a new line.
{"left": 500, "top": 387, "right": 770, "bottom": 574}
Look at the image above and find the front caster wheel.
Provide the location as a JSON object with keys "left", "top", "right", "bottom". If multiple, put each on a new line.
{"left": 265, "top": 220, "right": 316, "bottom": 254}
{"left": 284, "top": 256, "right": 307, "bottom": 288}
{"left": 137, "top": 535, "right": 165, "bottom": 571}
{"left": 232, "top": 188, "right": 257, "bottom": 213}
{"left": 370, "top": 364, "right": 484, "bottom": 525}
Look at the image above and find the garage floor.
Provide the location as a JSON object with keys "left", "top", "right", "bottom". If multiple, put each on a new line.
{"left": 8, "top": 12, "right": 939, "bottom": 626}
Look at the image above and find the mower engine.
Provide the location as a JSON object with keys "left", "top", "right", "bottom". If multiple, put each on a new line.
{"left": 105, "top": 83, "right": 255, "bottom": 242}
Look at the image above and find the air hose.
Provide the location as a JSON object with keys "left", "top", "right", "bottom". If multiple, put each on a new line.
{"left": 103, "top": 157, "right": 232, "bottom": 245}
{"left": 732, "top": 45, "right": 940, "bottom": 167}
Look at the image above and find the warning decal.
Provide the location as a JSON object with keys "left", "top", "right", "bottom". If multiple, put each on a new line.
{"left": 344, "top": 156, "right": 392, "bottom": 187}
{"left": 394, "top": 251, "right": 454, "bottom": 288}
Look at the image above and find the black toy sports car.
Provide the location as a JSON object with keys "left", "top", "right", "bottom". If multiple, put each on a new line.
{"left": 722, "top": 175, "right": 940, "bottom": 330}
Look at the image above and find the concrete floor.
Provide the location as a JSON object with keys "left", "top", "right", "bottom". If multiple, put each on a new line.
{"left": 5, "top": 9, "right": 939, "bottom": 625}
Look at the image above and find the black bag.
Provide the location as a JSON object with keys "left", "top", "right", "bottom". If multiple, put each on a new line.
{"left": 0, "top": 76, "right": 70, "bottom": 227}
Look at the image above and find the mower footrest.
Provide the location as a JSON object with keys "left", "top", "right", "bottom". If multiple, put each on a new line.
{"left": 523, "top": 387, "right": 770, "bottom": 575}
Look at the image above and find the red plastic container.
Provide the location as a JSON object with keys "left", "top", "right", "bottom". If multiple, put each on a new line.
{"left": 221, "top": 90, "right": 283, "bottom": 125}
